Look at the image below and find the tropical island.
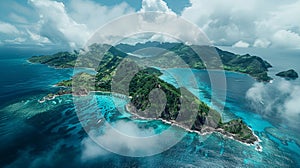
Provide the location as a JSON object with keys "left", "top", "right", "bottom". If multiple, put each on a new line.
{"left": 28, "top": 42, "right": 264, "bottom": 146}
{"left": 276, "top": 69, "right": 298, "bottom": 80}
{"left": 29, "top": 42, "right": 273, "bottom": 82}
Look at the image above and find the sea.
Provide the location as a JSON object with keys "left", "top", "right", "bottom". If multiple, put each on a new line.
{"left": 0, "top": 46, "right": 299, "bottom": 167}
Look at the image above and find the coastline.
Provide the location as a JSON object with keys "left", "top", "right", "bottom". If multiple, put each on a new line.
{"left": 125, "top": 103, "right": 262, "bottom": 151}
{"left": 156, "top": 66, "right": 272, "bottom": 83}
{"left": 38, "top": 89, "right": 130, "bottom": 104}
{"left": 36, "top": 62, "right": 264, "bottom": 151}
{"left": 39, "top": 79, "right": 263, "bottom": 152}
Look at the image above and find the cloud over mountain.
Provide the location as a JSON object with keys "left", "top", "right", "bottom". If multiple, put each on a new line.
{"left": 0, "top": 0, "right": 299, "bottom": 49}
{"left": 181, "top": 0, "right": 300, "bottom": 48}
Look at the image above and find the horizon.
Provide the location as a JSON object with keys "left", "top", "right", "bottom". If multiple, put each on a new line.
{"left": 0, "top": 0, "right": 300, "bottom": 50}
{"left": 1, "top": 1, "right": 300, "bottom": 167}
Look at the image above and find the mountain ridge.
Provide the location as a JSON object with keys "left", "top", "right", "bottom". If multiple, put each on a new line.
{"left": 28, "top": 43, "right": 260, "bottom": 145}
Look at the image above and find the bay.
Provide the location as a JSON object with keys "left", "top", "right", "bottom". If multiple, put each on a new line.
{"left": 0, "top": 46, "right": 299, "bottom": 167}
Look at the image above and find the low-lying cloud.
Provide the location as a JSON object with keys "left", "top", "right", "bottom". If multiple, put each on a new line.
{"left": 81, "top": 120, "right": 184, "bottom": 159}
{"left": 246, "top": 80, "right": 300, "bottom": 128}
{"left": 81, "top": 136, "right": 110, "bottom": 161}
{"left": 232, "top": 40, "right": 250, "bottom": 48}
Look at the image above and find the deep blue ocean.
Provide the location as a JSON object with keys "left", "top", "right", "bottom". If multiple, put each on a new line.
{"left": 0, "top": 46, "right": 299, "bottom": 167}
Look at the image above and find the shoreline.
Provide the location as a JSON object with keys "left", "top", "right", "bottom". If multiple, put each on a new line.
{"left": 39, "top": 83, "right": 263, "bottom": 152}
{"left": 38, "top": 64, "right": 264, "bottom": 151}
{"left": 38, "top": 89, "right": 130, "bottom": 103}
{"left": 38, "top": 87, "right": 263, "bottom": 152}
{"left": 28, "top": 60, "right": 98, "bottom": 72}
{"left": 36, "top": 59, "right": 272, "bottom": 83}
{"left": 163, "top": 67, "right": 272, "bottom": 83}
{"left": 125, "top": 103, "right": 263, "bottom": 151}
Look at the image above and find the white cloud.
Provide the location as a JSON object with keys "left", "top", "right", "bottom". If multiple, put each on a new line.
{"left": 29, "top": 0, "right": 90, "bottom": 48}
{"left": 27, "top": 30, "right": 51, "bottom": 44}
{"left": 284, "top": 87, "right": 300, "bottom": 118}
{"left": 246, "top": 83, "right": 265, "bottom": 104}
{"left": 140, "top": 0, "right": 175, "bottom": 14}
{"left": 181, "top": 0, "right": 300, "bottom": 48}
{"left": 4, "top": 37, "right": 26, "bottom": 44}
{"left": 81, "top": 137, "right": 110, "bottom": 160}
{"left": 246, "top": 80, "right": 300, "bottom": 127}
{"left": 148, "top": 33, "right": 178, "bottom": 43}
{"left": 255, "top": 1, "right": 300, "bottom": 36}
{"left": 272, "top": 30, "right": 300, "bottom": 49}
{"left": 8, "top": 13, "right": 28, "bottom": 24}
{"left": 0, "top": 21, "right": 20, "bottom": 34}
{"left": 232, "top": 40, "right": 250, "bottom": 48}
{"left": 81, "top": 120, "right": 158, "bottom": 158}
{"left": 181, "top": 0, "right": 264, "bottom": 45}
{"left": 69, "top": 0, "right": 134, "bottom": 31}
{"left": 2, "top": 0, "right": 300, "bottom": 48}
{"left": 81, "top": 120, "right": 182, "bottom": 158}
{"left": 26, "top": 0, "right": 135, "bottom": 48}
{"left": 253, "top": 38, "right": 271, "bottom": 48}
{"left": 117, "top": 33, "right": 179, "bottom": 45}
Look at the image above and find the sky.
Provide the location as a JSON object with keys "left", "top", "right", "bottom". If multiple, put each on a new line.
{"left": 0, "top": 0, "right": 300, "bottom": 49}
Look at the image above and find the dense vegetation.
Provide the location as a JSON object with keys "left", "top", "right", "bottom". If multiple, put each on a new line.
{"left": 30, "top": 44, "right": 259, "bottom": 144}
{"left": 29, "top": 42, "right": 273, "bottom": 82}
{"left": 29, "top": 51, "right": 77, "bottom": 68}
{"left": 220, "top": 119, "right": 258, "bottom": 144}
{"left": 276, "top": 69, "right": 298, "bottom": 79}
{"left": 126, "top": 68, "right": 256, "bottom": 143}
{"left": 116, "top": 42, "right": 273, "bottom": 81}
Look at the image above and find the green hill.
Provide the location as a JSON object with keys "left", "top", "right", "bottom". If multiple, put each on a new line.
{"left": 29, "top": 43, "right": 259, "bottom": 144}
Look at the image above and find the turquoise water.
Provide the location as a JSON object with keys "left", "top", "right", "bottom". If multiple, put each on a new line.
{"left": 0, "top": 47, "right": 299, "bottom": 167}
{"left": 159, "top": 68, "right": 300, "bottom": 166}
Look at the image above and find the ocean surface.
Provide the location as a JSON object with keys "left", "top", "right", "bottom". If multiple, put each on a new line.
{"left": 0, "top": 46, "right": 299, "bottom": 167}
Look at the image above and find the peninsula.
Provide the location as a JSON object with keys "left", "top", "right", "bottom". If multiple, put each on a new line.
{"left": 116, "top": 42, "right": 273, "bottom": 82}
{"left": 29, "top": 42, "right": 273, "bottom": 82}
{"left": 29, "top": 42, "right": 262, "bottom": 145}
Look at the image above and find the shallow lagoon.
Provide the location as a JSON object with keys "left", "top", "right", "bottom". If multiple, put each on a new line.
{"left": 0, "top": 47, "right": 299, "bottom": 167}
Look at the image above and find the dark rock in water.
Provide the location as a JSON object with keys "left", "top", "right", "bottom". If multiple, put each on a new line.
{"left": 276, "top": 69, "right": 298, "bottom": 79}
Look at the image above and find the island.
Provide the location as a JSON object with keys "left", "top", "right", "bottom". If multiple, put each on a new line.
{"left": 29, "top": 42, "right": 261, "bottom": 146}
{"left": 125, "top": 67, "right": 258, "bottom": 144}
{"left": 29, "top": 42, "right": 273, "bottom": 82}
{"left": 29, "top": 51, "right": 78, "bottom": 68}
{"left": 116, "top": 42, "right": 273, "bottom": 82}
{"left": 276, "top": 69, "right": 298, "bottom": 80}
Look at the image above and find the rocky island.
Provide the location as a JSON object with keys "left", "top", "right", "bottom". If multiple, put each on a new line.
{"left": 124, "top": 67, "right": 258, "bottom": 144}
{"left": 276, "top": 69, "right": 298, "bottom": 80}
{"left": 29, "top": 42, "right": 273, "bottom": 82}
{"left": 116, "top": 42, "right": 273, "bottom": 82}
{"left": 29, "top": 42, "right": 263, "bottom": 146}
